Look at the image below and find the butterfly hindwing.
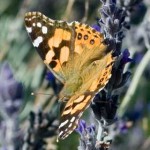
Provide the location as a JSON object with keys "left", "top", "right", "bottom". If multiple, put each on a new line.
{"left": 59, "top": 51, "right": 115, "bottom": 139}
{"left": 74, "top": 22, "right": 106, "bottom": 54}
{"left": 59, "top": 92, "right": 94, "bottom": 139}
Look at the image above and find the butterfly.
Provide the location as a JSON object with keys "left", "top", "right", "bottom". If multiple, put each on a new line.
{"left": 24, "top": 12, "right": 115, "bottom": 140}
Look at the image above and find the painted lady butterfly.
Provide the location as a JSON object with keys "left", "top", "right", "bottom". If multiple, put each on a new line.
{"left": 24, "top": 12, "right": 115, "bottom": 140}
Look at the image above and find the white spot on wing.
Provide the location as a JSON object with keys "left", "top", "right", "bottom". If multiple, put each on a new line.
{"left": 42, "top": 26, "right": 48, "bottom": 34}
{"left": 26, "top": 27, "right": 32, "bottom": 33}
{"left": 70, "top": 117, "right": 75, "bottom": 123}
{"left": 31, "top": 16, "right": 36, "bottom": 19}
{"left": 24, "top": 18, "right": 28, "bottom": 21}
{"left": 37, "top": 22, "right": 42, "bottom": 27}
{"left": 33, "top": 36, "right": 43, "bottom": 47}
{"left": 68, "top": 123, "right": 72, "bottom": 128}
{"left": 59, "top": 131, "right": 63, "bottom": 137}
{"left": 59, "top": 119, "right": 69, "bottom": 128}
{"left": 33, "top": 23, "right": 36, "bottom": 26}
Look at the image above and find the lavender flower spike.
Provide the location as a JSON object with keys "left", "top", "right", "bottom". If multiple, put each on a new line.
{"left": 0, "top": 62, "right": 23, "bottom": 149}
{"left": 0, "top": 62, "right": 23, "bottom": 118}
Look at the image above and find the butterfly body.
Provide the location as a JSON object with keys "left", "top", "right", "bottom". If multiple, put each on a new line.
{"left": 24, "top": 12, "right": 115, "bottom": 139}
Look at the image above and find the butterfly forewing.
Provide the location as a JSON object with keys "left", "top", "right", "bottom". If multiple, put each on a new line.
{"left": 25, "top": 11, "right": 115, "bottom": 140}
{"left": 24, "top": 12, "right": 75, "bottom": 83}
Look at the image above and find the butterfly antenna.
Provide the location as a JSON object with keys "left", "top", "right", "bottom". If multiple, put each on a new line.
{"left": 31, "top": 92, "right": 53, "bottom": 96}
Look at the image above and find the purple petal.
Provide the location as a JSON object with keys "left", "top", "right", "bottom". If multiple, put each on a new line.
{"left": 45, "top": 71, "right": 55, "bottom": 82}
{"left": 92, "top": 24, "right": 101, "bottom": 32}
{"left": 121, "top": 49, "right": 132, "bottom": 65}
{"left": 75, "top": 120, "right": 86, "bottom": 134}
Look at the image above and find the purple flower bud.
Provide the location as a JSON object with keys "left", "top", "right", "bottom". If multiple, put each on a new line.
{"left": 76, "top": 119, "right": 86, "bottom": 134}
{"left": 45, "top": 71, "right": 55, "bottom": 81}
{"left": 92, "top": 24, "right": 101, "bottom": 32}
{"left": 121, "top": 49, "right": 132, "bottom": 65}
